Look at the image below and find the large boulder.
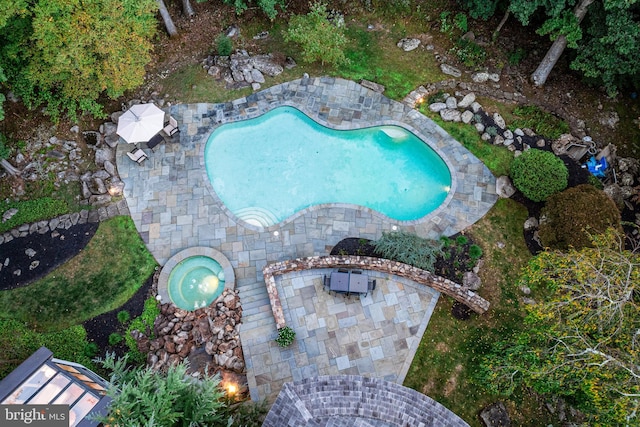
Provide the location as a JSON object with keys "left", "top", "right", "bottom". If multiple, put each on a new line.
{"left": 480, "top": 402, "right": 511, "bottom": 427}
{"left": 251, "top": 54, "right": 283, "bottom": 76}
{"left": 496, "top": 176, "right": 516, "bottom": 198}
{"left": 397, "top": 38, "right": 421, "bottom": 51}
{"left": 440, "top": 63, "right": 461, "bottom": 78}
{"left": 440, "top": 109, "right": 461, "bottom": 122}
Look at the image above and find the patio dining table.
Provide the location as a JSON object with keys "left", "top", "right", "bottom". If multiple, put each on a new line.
{"left": 330, "top": 270, "right": 368, "bottom": 295}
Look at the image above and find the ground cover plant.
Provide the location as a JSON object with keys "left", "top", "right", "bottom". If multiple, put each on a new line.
{"left": 0, "top": 318, "right": 94, "bottom": 378}
{"left": 0, "top": 216, "right": 156, "bottom": 331}
{"left": 509, "top": 105, "right": 570, "bottom": 141}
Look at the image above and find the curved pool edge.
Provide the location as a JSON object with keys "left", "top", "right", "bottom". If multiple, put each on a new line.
{"left": 117, "top": 76, "right": 498, "bottom": 266}
{"left": 158, "top": 247, "right": 236, "bottom": 308}
{"left": 198, "top": 102, "right": 463, "bottom": 233}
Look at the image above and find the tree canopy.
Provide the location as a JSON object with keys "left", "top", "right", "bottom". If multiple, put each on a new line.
{"left": 458, "top": 0, "right": 640, "bottom": 94}
{"left": 477, "top": 229, "right": 640, "bottom": 425}
{"left": 95, "top": 355, "right": 228, "bottom": 426}
{"left": 0, "top": 0, "right": 157, "bottom": 122}
{"left": 284, "top": 2, "right": 350, "bottom": 67}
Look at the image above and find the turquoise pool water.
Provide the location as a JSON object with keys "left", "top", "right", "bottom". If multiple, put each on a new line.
{"left": 205, "top": 106, "right": 451, "bottom": 227}
{"left": 168, "top": 256, "right": 225, "bottom": 311}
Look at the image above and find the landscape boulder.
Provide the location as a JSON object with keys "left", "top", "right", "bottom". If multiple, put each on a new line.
{"left": 397, "top": 38, "right": 421, "bottom": 51}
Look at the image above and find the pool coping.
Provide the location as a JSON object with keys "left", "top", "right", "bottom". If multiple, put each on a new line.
{"left": 199, "top": 103, "right": 458, "bottom": 232}
{"left": 157, "top": 246, "right": 236, "bottom": 307}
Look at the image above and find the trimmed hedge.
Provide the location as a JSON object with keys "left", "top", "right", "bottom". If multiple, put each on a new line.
{"left": 539, "top": 184, "right": 622, "bottom": 250}
{"left": 510, "top": 149, "right": 568, "bottom": 202}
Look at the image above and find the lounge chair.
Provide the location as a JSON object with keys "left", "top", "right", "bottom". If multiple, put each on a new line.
{"left": 163, "top": 116, "right": 180, "bottom": 137}
{"left": 126, "top": 148, "right": 148, "bottom": 165}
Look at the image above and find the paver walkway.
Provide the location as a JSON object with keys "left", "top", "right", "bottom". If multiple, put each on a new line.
{"left": 116, "top": 77, "right": 498, "bottom": 403}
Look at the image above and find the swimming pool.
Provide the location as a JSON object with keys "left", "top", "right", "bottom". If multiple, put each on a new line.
{"left": 205, "top": 106, "right": 451, "bottom": 227}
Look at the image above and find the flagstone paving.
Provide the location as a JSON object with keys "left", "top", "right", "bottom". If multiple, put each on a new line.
{"left": 115, "top": 77, "right": 498, "bottom": 403}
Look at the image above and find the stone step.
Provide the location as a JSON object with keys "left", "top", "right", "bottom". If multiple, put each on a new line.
{"left": 241, "top": 296, "right": 271, "bottom": 312}
{"left": 238, "top": 286, "right": 269, "bottom": 301}
{"left": 239, "top": 322, "right": 277, "bottom": 342}
{"left": 242, "top": 309, "right": 273, "bottom": 324}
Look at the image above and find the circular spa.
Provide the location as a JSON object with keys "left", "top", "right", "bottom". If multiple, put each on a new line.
{"left": 158, "top": 247, "right": 235, "bottom": 311}
{"left": 205, "top": 106, "right": 452, "bottom": 228}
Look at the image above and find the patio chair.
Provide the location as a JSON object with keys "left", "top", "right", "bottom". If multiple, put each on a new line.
{"left": 126, "top": 148, "right": 148, "bottom": 165}
{"left": 323, "top": 275, "right": 331, "bottom": 293}
{"left": 163, "top": 116, "right": 180, "bottom": 137}
{"left": 365, "top": 279, "right": 376, "bottom": 297}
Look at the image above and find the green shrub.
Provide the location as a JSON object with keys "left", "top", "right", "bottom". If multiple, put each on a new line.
{"left": 275, "top": 326, "right": 296, "bottom": 347}
{"left": 373, "top": 230, "right": 444, "bottom": 272}
{"left": 510, "top": 105, "right": 570, "bottom": 140}
{"left": 0, "top": 319, "right": 93, "bottom": 378}
{"left": 216, "top": 34, "right": 233, "bottom": 56}
{"left": 109, "top": 333, "right": 123, "bottom": 346}
{"left": 452, "top": 38, "right": 486, "bottom": 67}
{"left": 94, "top": 354, "right": 227, "bottom": 426}
{"left": 125, "top": 297, "right": 160, "bottom": 364}
{"left": 538, "top": 184, "right": 622, "bottom": 250}
{"left": 456, "top": 235, "right": 469, "bottom": 245}
{"left": 83, "top": 342, "right": 99, "bottom": 358}
{"left": 284, "top": 1, "right": 349, "bottom": 66}
{"left": 510, "top": 149, "right": 568, "bottom": 202}
{"left": 0, "top": 133, "right": 10, "bottom": 159}
{"left": 507, "top": 47, "right": 527, "bottom": 65}
{"left": 469, "top": 244, "right": 483, "bottom": 260}
{"left": 117, "top": 310, "right": 131, "bottom": 325}
{"left": 588, "top": 174, "right": 604, "bottom": 190}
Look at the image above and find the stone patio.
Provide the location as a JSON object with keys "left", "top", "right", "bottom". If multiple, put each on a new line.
{"left": 115, "top": 76, "right": 498, "bottom": 403}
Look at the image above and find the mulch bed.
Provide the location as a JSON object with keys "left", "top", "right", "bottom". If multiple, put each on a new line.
{"left": 0, "top": 219, "right": 152, "bottom": 358}
{"left": 0, "top": 222, "right": 99, "bottom": 290}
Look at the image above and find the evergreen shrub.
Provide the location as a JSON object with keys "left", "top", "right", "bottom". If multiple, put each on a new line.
{"left": 510, "top": 149, "right": 568, "bottom": 202}
{"left": 539, "top": 184, "right": 622, "bottom": 250}
{"left": 373, "top": 231, "right": 444, "bottom": 272}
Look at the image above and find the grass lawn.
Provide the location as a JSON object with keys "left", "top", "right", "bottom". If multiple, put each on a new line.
{"left": 0, "top": 216, "right": 156, "bottom": 332}
{"left": 404, "top": 198, "right": 552, "bottom": 426}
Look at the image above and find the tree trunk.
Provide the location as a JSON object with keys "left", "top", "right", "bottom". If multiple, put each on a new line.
{"left": 492, "top": 10, "right": 510, "bottom": 42}
{"left": 181, "top": 0, "right": 195, "bottom": 17}
{"left": 0, "top": 159, "right": 21, "bottom": 176}
{"left": 157, "top": 0, "right": 178, "bottom": 37}
{"left": 531, "top": 0, "right": 595, "bottom": 87}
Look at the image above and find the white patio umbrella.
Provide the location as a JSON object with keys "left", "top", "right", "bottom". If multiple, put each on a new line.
{"left": 116, "top": 103, "right": 165, "bottom": 144}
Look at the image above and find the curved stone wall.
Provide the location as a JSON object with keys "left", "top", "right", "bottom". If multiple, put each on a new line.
{"left": 262, "top": 255, "right": 490, "bottom": 329}
{"left": 262, "top": 375, "right": 469, "bottom": 427}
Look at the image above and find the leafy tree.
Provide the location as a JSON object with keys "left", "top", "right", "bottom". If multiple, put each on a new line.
{"left": 510, "top": 148, "right": 568, "bottom": 202}
{"left": 539, "top": 183, "right": 621, "bottom": 250}
{"left": 284, "top": 1, "right": 350, "bottom": 67}
{"left": 477, "top": 229, "right": 640, "bottom": 425}
{"left": 0, "top": 0, "right": 157, "bottom": 122}
{"left": 94, "top": 354, "right": 228, "bottom": 426}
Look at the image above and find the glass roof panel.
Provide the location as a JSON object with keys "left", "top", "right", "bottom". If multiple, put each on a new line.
{"left": 28, "top": 373, "right": 70, "bottom": 404}
{"left": 53, "top": 383, "right": 84, "bottom": 406}
{"left": 1, "top": 364, "right": 56, "bottom": 404}
{"left": 70, "top": 392, "right": 99, "bottom": 427}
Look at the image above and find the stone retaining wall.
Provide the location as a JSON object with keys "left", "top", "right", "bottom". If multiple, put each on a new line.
{"left": 263, "top": 375, "right": 469, "bottom": 426}
{"left": 263, "top": 255, "right": 490, "bottom": 329}
{"left": 0, "top": 200, "right": 130, "bottom": 246}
